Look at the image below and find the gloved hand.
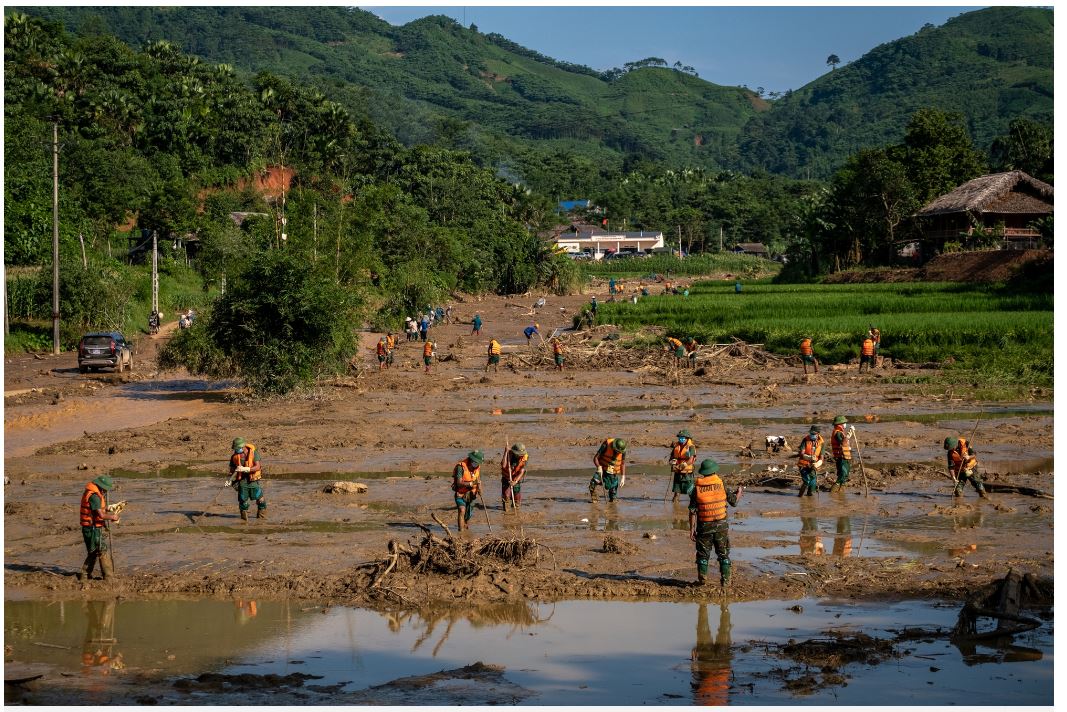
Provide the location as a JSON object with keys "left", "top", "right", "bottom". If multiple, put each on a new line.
{"left": 605, "top": 466, "right": 616, "bottom": 475}
{"left": 669, "top": 459, "right": 678, "bottom": 466}
{"left": 237, "top": 466, "right": 252, "bottom": 474}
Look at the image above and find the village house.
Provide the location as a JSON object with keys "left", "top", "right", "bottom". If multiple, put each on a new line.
{"left": 551, "top": 226, "right": 665, "bottom": 258}
{"left": 914, "top": 170, "right": 1053, "bottom": 250}
{"left": 731, "top": 242, "right": 770, "bottom": 258}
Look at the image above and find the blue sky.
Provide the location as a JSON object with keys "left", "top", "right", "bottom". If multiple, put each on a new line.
{"left": 363, "top": 6, "right": 984, "bottom": 94}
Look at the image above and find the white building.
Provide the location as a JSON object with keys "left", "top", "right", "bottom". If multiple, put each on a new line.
{"left": 553, "top": 229, "right": 665, "bottom": 258}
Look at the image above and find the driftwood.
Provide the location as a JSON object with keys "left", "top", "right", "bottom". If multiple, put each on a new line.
{"left": 983, "top": 482, "right": 1053, "bottom": 499}
{"left": 952, "top": 570, "right": 1045, "bottom": 641}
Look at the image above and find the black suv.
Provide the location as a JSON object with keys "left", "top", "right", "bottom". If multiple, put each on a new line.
{"left": 77, "top": 332, "right": 133, "bottom": 373}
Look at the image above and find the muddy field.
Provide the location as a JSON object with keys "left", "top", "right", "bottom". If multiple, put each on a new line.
{"left": 3, "top": 286, "right": 1054, "bottom": 703}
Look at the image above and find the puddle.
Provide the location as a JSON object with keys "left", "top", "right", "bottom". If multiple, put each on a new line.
{"left": 5, "top": 598, "right": 1052, "bottom": 705}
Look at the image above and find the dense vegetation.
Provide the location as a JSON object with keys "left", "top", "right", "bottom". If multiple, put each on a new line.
{"left": 596, "top": 281, "right": 1053, "bottom": 388}
{"left": 580, "top": 254, "right": 778, "bottom": 279}
{"left": 3, "top": 13, "right": 572, "bottom": 389}
{"left": 18, "top": 6, "right": 1052, "bottom": 183}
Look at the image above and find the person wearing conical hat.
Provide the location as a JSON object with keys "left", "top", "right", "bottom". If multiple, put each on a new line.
{"left": 829, "top": 415, "right": 852, "bottom": 493}
{"left": 501, "top": 443, "right": 529, "bottom": 512}
{"left": 669, "top": 429, "right": 697, "bottom": 502}
{"left": 78, "top": 475, "right": 121, "bottom": 581}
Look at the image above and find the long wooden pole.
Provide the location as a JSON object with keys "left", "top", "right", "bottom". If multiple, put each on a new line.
{"left": 477, "top": 486, "right": 493, "bottom": 533}
{"left": 849, "top": 428, "right": 870, "bottom": 498}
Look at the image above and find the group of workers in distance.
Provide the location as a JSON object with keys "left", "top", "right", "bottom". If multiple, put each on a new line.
{"left": 800, "top": 325, "right": 882, "bottom": 375}
{"left": 76, "top": 423, "right": 988, "bottom": 587}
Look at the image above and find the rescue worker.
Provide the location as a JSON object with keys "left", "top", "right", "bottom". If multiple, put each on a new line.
{"left": 590, "top": 295, "right": 598, "bottom": 317}
{"left": 451, "top": 450, "right": 484, "bottom": 531}
{"left": 666, "top": 336, "right": 686, "bottom": 367}
{"left": 688, "top": 459, "right": 742, "bottom": 587}
{"left": 376, "top": 337, "right": 388, "bottom": 370}
{"left": 471, "top": 313, "right": 483, "bottom": 336}
{"left": 869, "top": 324, "right": 881, "bottom": 355}
{"left": 690, "top": 603, "right": 732, "bottom": 705}
{"left": 423, "top": 340, "right": 435, "bottom": 373}
{"left": 608, "top": 277, "right": 617, "bottom": 300}
{"left": 590, "top": 437, "right": 627, "bottom": 503}
{"left": 859, "top": 335, "right": 876, "bottom": 372}
{"left": 385, "top": 332, "right": 397, "bottom": 367}
{"left": 796, "top": 425, "right": 825, "bottom": 497}
{"left": 551, "top": 338, "right": 565, "bottom": 371}
{"left": 501, "top": 442, "right": 528, "bottom": 511}
{"left": 229, "top": 437, "right": 266, "bottom": 521}
{"left": 684, "top": 337, "right": 700, "bottom": 368}
{"left": 799, "top": 336, "right": 819, "bottom": 375}
{"left": 78, "top": 475, "right": 120, "bottom": 581}
{"left": 485, "top": 338, "right": 502, "bottom": 373}
{"left": 669, "top": 429, "right": 697, "bottom": 502}
{"left": 419, "top": 316, "right": 429, "bottom": 342}
{"left": 944, "top": 435, "right": 988, "bottom": 498}
{"left": 829, "top": 415, "right": 852, "bottom": 492}
{"left": 524, "top": 323, "right": 540, "bottom": 346}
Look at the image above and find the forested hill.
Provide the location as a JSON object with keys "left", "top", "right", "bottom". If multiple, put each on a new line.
{"left": 18, "top": 6, "right": 764, "bottom": 177}
{"left": 737, "top": 6, "right": 1053, "bottom": 178}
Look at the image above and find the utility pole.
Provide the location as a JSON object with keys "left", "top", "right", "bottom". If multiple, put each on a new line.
{"left": 78, "top": 232, "right": 87, "bottom": 269}
{"left": 151, "top": 230, "right": 159, "bottom": 317}
{"left": 51, "top": 120, "right": 60, "bottom": 355}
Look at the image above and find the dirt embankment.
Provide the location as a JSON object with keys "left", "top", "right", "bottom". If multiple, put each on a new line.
{"left": 823, "top": 249, "right": 1051, "bottom": 284}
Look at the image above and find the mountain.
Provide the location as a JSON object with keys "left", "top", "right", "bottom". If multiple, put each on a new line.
{"left": 736, "top": 7, "right": 1053, "bottom": 178}
{"left": 19, "top": 6, "right": 764, "bottom": 176}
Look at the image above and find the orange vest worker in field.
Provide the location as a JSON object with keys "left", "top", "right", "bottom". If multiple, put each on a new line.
{"left": 797, "top": 426, "right": 824, "bottom": 497}
{"left": 78, "top": 475, "right": 121, "bottom": 581}
{"left": 800, "top": 336, "right": 819, "bottom": 374}
{"left": 486, "top": 339, "right": 502, "bottom": 373}
{"left": 944, "top": 435, "right": 987, "bottom": 499}
{"left": 590, "top": 437, "right": 626, "bottom": 502}
{"left": 689, "top": 459, "right": 741, "bottom": 587}
{"left": 229, "top": 437, "right": 266, "bottom": 521}
{"left": 830, "top": 415, "right": 852, "bottom": 492}
{"left": 859, "top": 336, "right": 876, "bottom": 372}
{"left": 452, "top": 450, "right": 484, "bottom": 531}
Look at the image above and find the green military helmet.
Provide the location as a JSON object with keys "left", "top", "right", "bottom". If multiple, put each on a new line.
{"left": 468, "top": 450, "right": 484, "bottom": 465}
{"left": 232, "top": 437, "right": 246, "bottom": 452}
{"left": 697, "top": 459, "right": 719, "bottom": 475}
{"left": 944, "top": 436, "right": 959, "bottom": 450}
{"left": 92, "top": 475, "right": 114, "bottom": 491}
{"left": 833, "top": 415, "right": 847, "bottom": 425}
{"left": 677, "top": 429, "right": 692, "bottom": 440}
{"left": 510, "top": 442, "right": 527, "bottom": 455}
{"left": 613, "top": 438, "right": 627, "bottom": 452}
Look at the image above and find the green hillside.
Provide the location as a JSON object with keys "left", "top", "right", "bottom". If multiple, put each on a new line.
{"left": 19, "top": 6, "right": 763, "bottom": 181}
{"left": 737, "top": 6, "right": 1053, "bottom": 178}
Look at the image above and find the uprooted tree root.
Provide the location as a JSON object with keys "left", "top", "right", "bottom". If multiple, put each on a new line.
{"left": 368, "top": 513, "right": 555, "bottom": 591}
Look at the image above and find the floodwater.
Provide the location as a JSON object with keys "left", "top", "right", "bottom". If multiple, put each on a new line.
{"left": 4, "top": 597, "right": 1052, "bottom": 705}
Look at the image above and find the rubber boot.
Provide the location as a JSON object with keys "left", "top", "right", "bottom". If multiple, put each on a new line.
{"left": 501, "top": 499, "right": 509, "bottom": 512}
{"left": 697, "top": 571, "right": 707, "bottom": 585}
{"left": 256, "top": 508, "right": 266, "bottom": 520}
{"left": 797, "top": 485, "right": 808, "bottom": 497}
{"left": 77, "top": 553, "right": 96, "bottom": 581}
{"left": 589, "top": 486, "right": 599, "bottom": 503}
{"left": 952, "top": 485, "right": 962, "bottom": 497}
{"left": 99, "top": 555, "right": 114, "bottom": 581}
{"left": 830, "top": 483, "right": 841, "bottom": 493}
{"left": 978, "top": 487, "right": 988, "bottom": 500}
{"left": 240, "top": 510, "right": 249, "bottom": 522}
{"left": 720, "top": 561, "right": 731, "bottom": 588}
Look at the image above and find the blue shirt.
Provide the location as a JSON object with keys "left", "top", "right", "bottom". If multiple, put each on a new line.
{"left": 524, "top": 326, "right": 538, "bottom": 338}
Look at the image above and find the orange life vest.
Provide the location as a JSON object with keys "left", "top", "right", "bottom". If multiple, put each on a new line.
{"left": 667, "top": 337, "right": 683, "bottom": 350}
{"left": 596, "top": 439, "right": 625, "bottom": 470}
{"left": 861, "top": 338, "right": 875, "bottom": 356}
{"left": 831, "top": 424, "right": 851, "bottom": 459}
{"left": 502, "top": 453, "right": 528, "bottom": 480}
{"left": 423, "top": 341, "right": 433, "bottom": 357}
{"left": 671, "top": 440, "right": 696, "bottom": 474}
{"left": 488, "top": 340, "right": 501, "bottom": 356}
{"left": 231, "top": 444, "right": 261, "bottom": 482}
{"left": 798, "top": 434, "right": 824, "bottom": 468}
{"left": 553, "top": 341, "right": 563, "bottom": 355}
{"left": 949, "top": 438, "right": 978, "bottom": 472}
{"left": 386, "top": 335, "right": 396, "bottom": 349}
{"left": 694, "top": 474, "right": 728, "bottom": 523}
{"left": 833, "top": 536, "right": 853, "bottom": 557}
{"left": 800, "top": 338, "right": 813, "bottom": 356}
{"left": 453, "top": 459, "right": 481, "bottom": 494}
{"left": 80, "top": 482, "right": 107, "bottom": 528}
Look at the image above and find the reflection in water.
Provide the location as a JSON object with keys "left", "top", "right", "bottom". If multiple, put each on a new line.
{"left": 388, "top": 602, "right": 554, "bottom": 658}
{"left": 799, "top": 517, "right": 823, "bottom": 555}
{"left": 691, "top": 604, "right": 732, "bottom": 705}
{"left": 586, "top": 503, "right": 619, "bottom": 532}
{"left": 234, "top": 599, "right": 258, "bottom": 624}
{"left": 81, "top": 600, "right": 123, "bottom": 682}
{"left": 833, "top": 517, "right": 853, "bottom": 557}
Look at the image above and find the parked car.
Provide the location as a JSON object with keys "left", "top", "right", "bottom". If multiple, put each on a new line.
{"left": 77, "top": 332, "right": 133, "bottom": 373}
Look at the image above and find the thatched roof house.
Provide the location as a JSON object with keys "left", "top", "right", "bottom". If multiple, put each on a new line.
{"left": 914, "top": 171, "right": 1053, "bottom": 248}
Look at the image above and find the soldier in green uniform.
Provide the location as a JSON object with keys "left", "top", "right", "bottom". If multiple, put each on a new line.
{"left": 689, "top": 459, "right": 742, "bottom": 587}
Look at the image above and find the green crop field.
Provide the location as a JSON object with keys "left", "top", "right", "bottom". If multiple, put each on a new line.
{"left": 594, "top": 280, "right": 1052, "bottom": 387}
{"left": 580, "top": 254, "right": 779, "bottom": 279}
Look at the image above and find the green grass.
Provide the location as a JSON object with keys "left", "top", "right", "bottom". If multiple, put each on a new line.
{"left": 3, "top": 322, "right": 53, "bottom": 355}
{"left": 595, "top": 280, "right": 1052, "bottom": 387}
{"left": 580, "top": 254, "right": 779, "bottom": 279}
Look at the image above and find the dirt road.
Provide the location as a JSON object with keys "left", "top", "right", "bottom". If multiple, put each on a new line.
{"left": 3, "top": 285, "right": 1054, "bottom": 607}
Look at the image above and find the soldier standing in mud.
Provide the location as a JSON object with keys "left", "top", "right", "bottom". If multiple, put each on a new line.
{"left": 829, "top": 415, "right": 852, "bottom": 492}
{"left": 691, "top": 603, "right": 732, "bottom": 704}
{"left": 944, "top": 435, "right": 988, "bottom": 498}
{"left": 799, "top": 336, "right": 818, "bottom": 375}
{"left": 486, "top": 338, "right": 502, "bottom": 373}
{"left": 689, "top": 459, "right": 742, "bottom": 587}
{"left": 796, "top": 426, "right": 825, "bottom": 497}
{"left": 669, "top": 429, "right": 697, "bottom": 501}
{"left": 229, "top": 437, "right": 267, "bottom": 521}
{"left": 859, "top": 334, "right": 876, "bottom": 372}
{"left": 590, "top": 437, "right": 627, "bottom": 502}
{"left": 501, "top": 443, "right": 528, "bottom": 511}
{"left": 452, "top": 450, "right": 484, "bottom": 531}
{"left": 78, "top": 475, "right": 121, "bottom": 581}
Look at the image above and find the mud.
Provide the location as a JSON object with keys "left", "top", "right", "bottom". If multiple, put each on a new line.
{"left": 3, "top": 289, "right": 1054, "bottom": 610}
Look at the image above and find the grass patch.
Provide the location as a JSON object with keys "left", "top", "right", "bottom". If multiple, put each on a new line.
{"left": 595, "top": 280, "right": 1052, "bottom": 388}
{"left": 580, "top": 253, "right": 780, "bottom": 279}
{"left": 3, "top": 322, "right": 53, "bottom": 354}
